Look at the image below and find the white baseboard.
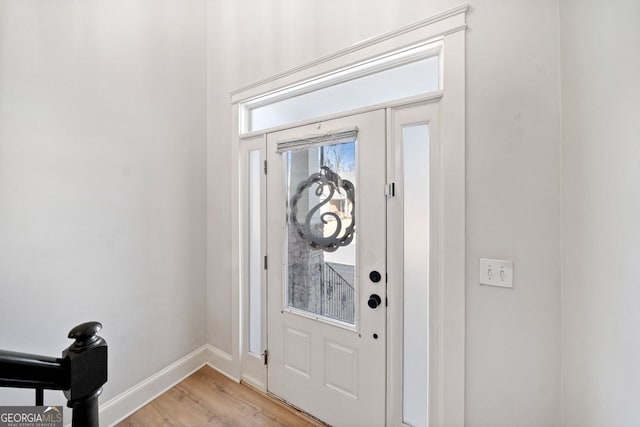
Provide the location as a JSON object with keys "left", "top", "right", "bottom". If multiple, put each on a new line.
{"left": 98, "top": 344, "right": 237, "bottom": 427}
{"left": 240, "top": 373, "right": 266, "bottom": 391}
{"left": 205, "top": 345, "right": 237, "bottom": 382}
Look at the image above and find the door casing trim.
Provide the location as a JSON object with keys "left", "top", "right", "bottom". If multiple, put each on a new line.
{"left": 231, "top": 5, "right": 467, "bottom": 426}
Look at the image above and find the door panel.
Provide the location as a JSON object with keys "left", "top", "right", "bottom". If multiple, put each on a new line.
{"left": 267, "top": 110, "right": 386, "bottom": 427}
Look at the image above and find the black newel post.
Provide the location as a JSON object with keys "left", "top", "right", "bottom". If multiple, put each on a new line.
{"left": 62, "top": 322, "right": 108, "bottom": 427}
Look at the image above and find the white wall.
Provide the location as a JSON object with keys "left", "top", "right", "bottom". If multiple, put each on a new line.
{"left": 560, "top": 0, "right": 640, "bottom": 425}
{"left": 207, "top": 1, "right": 562, "bottom": 425}
{"left": 0, "top": 1, "right": 567, "bottom": 424}
{"left": 0, "top": 0, "right": 207, "bottom": 413}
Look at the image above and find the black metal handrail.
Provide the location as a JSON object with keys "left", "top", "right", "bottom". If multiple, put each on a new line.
{"left": 0, "top": 321, "right": 108, "bottom": 427}
{"left": 320, "top": 262, "right": 355, "bottom": 323}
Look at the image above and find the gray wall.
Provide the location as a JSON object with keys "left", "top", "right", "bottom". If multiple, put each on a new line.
{"left": 560, "top": 0, "right": 640, "bottom": 425}
{"left": 206, "top": 1, "right": 562, "bottom": 425}
{"left": 0, "top": 0, "right": 207, "bottom": 411}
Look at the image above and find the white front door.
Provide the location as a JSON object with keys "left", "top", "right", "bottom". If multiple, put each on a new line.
{"left": 266, "top": 110, "right": 386, "bottom": 427}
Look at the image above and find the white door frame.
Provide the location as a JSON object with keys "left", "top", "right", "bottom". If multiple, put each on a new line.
{"left": 231, "top": 4, "right": 466, "bottom": 425}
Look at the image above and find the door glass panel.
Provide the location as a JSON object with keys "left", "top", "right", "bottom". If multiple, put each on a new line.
{"left": 284, "top": 140, "right": 357, "bottom": 325}
{"left": 248, "top": 150, "right": 262, "bottom": 355}
{"left": 402, "top": 124, "right": 430, "bottom": 427}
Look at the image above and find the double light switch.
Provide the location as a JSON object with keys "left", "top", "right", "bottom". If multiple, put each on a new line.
{"left": 479, "top": 258, "right": 514, "bottom": 288}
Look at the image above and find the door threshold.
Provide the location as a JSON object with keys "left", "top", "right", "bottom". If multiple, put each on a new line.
{"left": 240, "top": 380, "right": 330, "bottom": 426}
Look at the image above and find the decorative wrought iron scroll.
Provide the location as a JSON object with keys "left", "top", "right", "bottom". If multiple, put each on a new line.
{"left": 290, "top": 166, "right": 355, "bottom": 252}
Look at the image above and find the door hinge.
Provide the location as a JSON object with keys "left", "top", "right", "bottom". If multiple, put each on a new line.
{"left": 263, "top": 160, "right": 268, "bottom": 174}
{"left": 385, "top": 183, "right": 395, "bottom": 198}
{"left": 263, "top": 255, "right": 268, "bottom": 270}
{"left": 263, "top": 349, "right": 269, "bottom": 366}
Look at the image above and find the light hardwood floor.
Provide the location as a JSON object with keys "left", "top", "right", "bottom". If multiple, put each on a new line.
{"left": 117, "top": 366, "right": 325, "bottom": 426}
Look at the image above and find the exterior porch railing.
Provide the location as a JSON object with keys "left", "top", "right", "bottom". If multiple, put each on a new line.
{"left": 320, "top": 262, "right": 355, "bottom": 323}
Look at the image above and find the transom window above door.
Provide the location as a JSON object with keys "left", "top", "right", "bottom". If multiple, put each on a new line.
{"left": 239, "top": 41, "right": 442, "bottom": 133}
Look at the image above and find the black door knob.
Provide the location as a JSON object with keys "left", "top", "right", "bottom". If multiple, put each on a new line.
{"left": 369, "top": 271, "right": 382, "bottom": 283}
{"left": 368, "top": 294, "right": 382, "bottom": 309}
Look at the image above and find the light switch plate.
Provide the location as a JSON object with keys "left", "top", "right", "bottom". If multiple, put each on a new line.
{"left": 479, "top": 258, "right": 514, "bottom": 288}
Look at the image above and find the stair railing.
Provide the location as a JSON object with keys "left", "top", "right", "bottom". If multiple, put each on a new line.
{"left": 0, "top": 321, "right": 108, "bottom": 427}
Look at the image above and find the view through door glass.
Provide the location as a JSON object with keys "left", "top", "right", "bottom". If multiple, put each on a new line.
{"left": 285, "top": 140, "right": 356, "bottom": 325}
